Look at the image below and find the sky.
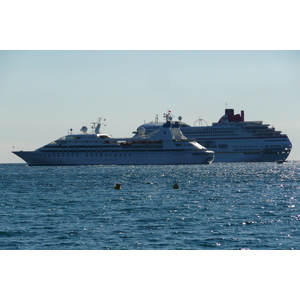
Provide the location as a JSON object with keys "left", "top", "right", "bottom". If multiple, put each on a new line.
{"left": 1, "top": 50, "right": 299, "bottom": 163}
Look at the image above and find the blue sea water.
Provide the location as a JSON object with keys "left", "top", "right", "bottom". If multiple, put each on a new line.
{"left": 1, "top": 162, "right": 300, "bottom": 250}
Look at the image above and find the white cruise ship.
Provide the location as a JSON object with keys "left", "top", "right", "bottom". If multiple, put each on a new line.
{"left": 133, "top": 108, "right": 292, "bottom": 163}
{"left": 13, "top": 119, "right": 214, "bottom": 166}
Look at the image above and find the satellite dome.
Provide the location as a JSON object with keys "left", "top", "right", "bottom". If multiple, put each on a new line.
{"left": 137, "top": 127, "right": 146, "bottom": 135}
{"left": 80, "top": 126, "right": 88, "bottom": 133}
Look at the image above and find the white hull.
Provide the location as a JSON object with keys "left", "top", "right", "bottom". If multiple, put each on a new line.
{"left": 13, "top": 150, "right": 214, "bottom": 166}
{"left": 212, "top": 150, "right": 290, "bottom": 162}
{"left": 191, "top": 137, "right": 291, "bottom": 162}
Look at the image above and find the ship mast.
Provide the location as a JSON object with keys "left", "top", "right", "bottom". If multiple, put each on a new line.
{"left": 91, "top": 117, "right": 105, "bottom": 134}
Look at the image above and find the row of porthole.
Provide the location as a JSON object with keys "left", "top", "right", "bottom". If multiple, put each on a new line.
{"left": 189, "top": 132, "right": 235, "bottom": 135}
{"left": 243, "top": 151, "right": 288, "bottom": 155}
{"left": 266, "top": 145, "right": 289, "bottom": 148}
{"left": 185, "top": 129, "right": 234, "bottom": 132}
{"left": 86, "top": 154, "right": 132, "bottom": 157}
{"left": 40, "top": 154, "right": 133, "bottom": 157}
{"left": 233, "top": 145, "right": 261, "bottom": 148}
{"left": 39, "top": 153, "right": 184, "bottom": 158}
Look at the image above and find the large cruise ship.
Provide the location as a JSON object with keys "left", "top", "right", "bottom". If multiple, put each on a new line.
{"left": 133, "top": 108, "right": 292, "bottom": 162}
{"left": 13, "top": 119, "right": 214, "bottom": 166}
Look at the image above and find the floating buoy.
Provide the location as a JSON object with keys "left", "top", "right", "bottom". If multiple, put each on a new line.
{"left": 114, "top": 182, "right": 122, "bottom": 189}
{"left": 172, "top": 182, "right": 180, "bottom": 189}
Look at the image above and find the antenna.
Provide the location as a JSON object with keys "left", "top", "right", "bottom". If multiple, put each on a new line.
{"left": 164, "top": 110, "right": 173, "bottom": 122}
{"left": 92, "top": 117, "right": 106, "bottom": 134}
{"left": 193, "top": 117, "right": 208, "bottom": 126}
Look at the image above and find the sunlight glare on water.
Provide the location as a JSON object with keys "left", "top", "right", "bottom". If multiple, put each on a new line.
{"left": 1, "top": 162, "right": 300, "bottom": 249}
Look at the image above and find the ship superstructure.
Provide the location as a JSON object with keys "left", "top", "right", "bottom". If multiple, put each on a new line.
{"left": 13, "top": 118, "right": 214, "bottom": 166}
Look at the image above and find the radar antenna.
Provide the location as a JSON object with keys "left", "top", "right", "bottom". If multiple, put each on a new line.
{"left": 91, "top": 117, "right": 106, "bottom": 134}
{"left": 193, "top": 117, "right": 208, "bottom": 126}
{"left": 80, "top": 126, "right": 88, "bottom": 134}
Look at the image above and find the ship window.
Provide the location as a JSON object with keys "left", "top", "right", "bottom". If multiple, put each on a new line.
{"left": 218, "top": 144, "right": 228, "bottom": 149}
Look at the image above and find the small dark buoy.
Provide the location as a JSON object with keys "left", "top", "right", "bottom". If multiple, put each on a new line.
{"left": 114, "top": 182, "right": 122, "bottom": 189}
{"left": 173, "top": 182, "right": 180, "bottom": 189}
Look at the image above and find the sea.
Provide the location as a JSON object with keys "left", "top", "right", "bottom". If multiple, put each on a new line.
{"left": 1, "top": 161, "right": 300, "bottom": 250}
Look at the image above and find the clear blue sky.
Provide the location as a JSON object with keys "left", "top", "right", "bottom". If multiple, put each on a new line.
{"left": 1, "top": 50, "right": 299, "bottom": 163}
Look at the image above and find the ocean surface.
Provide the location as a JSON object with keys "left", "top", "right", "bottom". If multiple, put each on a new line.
{"left": 1, "top": 162, "right": 300, "bottom": 250}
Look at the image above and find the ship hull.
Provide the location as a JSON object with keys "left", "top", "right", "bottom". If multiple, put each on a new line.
{"left": 212, "top": 150, "right": 290, "bottom": 162}
{"left": 13, "top": 151, "right": 214, "bottom": 166}
{"left": 192, "top": 136, "right": 292, "bottom": 162}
